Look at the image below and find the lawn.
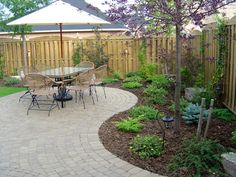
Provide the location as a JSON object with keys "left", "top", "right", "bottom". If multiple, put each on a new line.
{"left": 0, "top": 87, "right": 25, "bottom": 97}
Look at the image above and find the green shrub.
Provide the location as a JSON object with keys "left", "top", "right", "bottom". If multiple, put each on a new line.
{"left": 140, "top": 63, "right": 157, "bottom": 79}
{"left": 123, "top": 76, "right": 142, "bottom": 83}
{"left": 115, "top": 118, "right": 143, "bottom": 133}
{"left": 212, "top": 108, "right": 236, "bottom": 122}
{"left": 232, "top": 129, "right": 236, "bottom": 144}
{"left": 4, "top": 77, "right": 20, "bottom": 86}
{"left": 147, "top": 74, "right": 171, "bottom": 88}
{"left": 182, "top": 103, "right": 208, "bottom": 124}
{"left": 122, "top": 81, "right": 142, "bottom": 89}
{"left": 125, "top": 71, "right": 142, "bottom": 78}
{"left": 129, "top": 135, "right": 164, "bottom": 159}
{"left": 181, "top": 67, "right": 194, "bottom": 87}
{"left": 112, "top": 71, "right": 121, "bottom": 80}
{"left": 0, "top": 55, "right": 5, "bottom": 79}
{"left": 102, "top": 78, "right": 119, "bottom": 84}
{"left": 169, "top": 97, "right": 189, "bottom": 113}
{"left": 144, "top": 85, "right": 167, "bottom": 105}
{"left": 72, "top": 44, "right": 82, "bottom": 65}
{"left": 129, "top": 106, "right": 157, "bottom": 120}
{"left": 168, "top": 138, "right": 227, "bottom": 176}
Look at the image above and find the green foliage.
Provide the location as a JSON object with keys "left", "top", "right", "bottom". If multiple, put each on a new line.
{"left": 194, "top": 72, "right": 205, "bottom": 88}
{"left": 140, "top": 63, "right": 157, "bottom": 79}
{"left": 102, "top": 77, "right": 119, "bottom": 84}
{"left": 122, "top": 81, "right": 142, "bottom": 89}
{"left": 1, "top": 0, "right": 48, "bottom": 35}
{"left": 181, "top": 67, "right": 194, "bottom": 87}
{"left": 123, "top": 75, "right": 142, "bottom": 83}
{"left": 147, "top": 74, "right": 171, "bottom": 88}
{"left": 212, "top": 108, "right": 236, "bottom": 122}
{"left": 144, "top": 85, "right": 167, "bottom": 105}
{"left": 102, "top": 71, "right": 121, "bottom": 85}
{"left": 168, "top": 138, "right": 227, "bottom": 176}
{"left": 112, "top": 71, "right": 121, "bottom": 80}
{"left": 129, "top": 106, "right": 158, "bottom": 120}
{"left": 231, "top": 129, "right": 236, "bottom": 144}
{"left": 0, "top": 54, "right": 5, "bottom": 79}
{"left": 169, "top": 97, "right": 189, "bottom": 113}
{"left": 182, "top": 103, "right": 208, "bottom": 124}
{"left": 125, "top": 71, "right": 142, "bottom": 78}
{"left": 4, "top": 77, "right": 20, "bottom": 86}
{"left": 115, "top": 118, "right": 143, "bottom": 133}
{"left": 138, "top": 40, "right": 146, "bottom": 66}
{"left": 129, "top": 135, "right": 164, "bottom": 159}
{"left": 192, "top": 85, "right": 215, "bottom": 107}
{"left": 72, "top": 44, "right": 82, "bottom": 65}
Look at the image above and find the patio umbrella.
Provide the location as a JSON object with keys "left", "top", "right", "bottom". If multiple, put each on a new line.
{"left": 7, "top": 0, "right": 110, "bottom": 69}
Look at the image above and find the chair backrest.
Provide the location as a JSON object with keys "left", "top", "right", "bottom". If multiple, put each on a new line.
{"left": 94, "top": 64, "right": 108, "bottom": 81}
{"left": 76, "top": 61, "right": 95, "bottom": 69}
{"left": 25, "top": 73, "right": 54, "bottom": 89}
{"left": 76, "top": 69, "right": 95, "bottom": 85}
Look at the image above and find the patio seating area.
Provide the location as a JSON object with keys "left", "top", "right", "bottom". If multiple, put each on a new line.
{"left": 0, "top": 87, "right": 164, "bottom": 177}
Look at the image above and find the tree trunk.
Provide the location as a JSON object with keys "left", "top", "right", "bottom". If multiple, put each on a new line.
{"left": 174, "top": 25, "right": 181, "bottom": 133}
{"left": 21, "top": 34, "right": 28, "bottom": 74}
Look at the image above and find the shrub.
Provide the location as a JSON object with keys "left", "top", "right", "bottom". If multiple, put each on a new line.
{"left": 4, "top": 77, "right": 20, "bottom": 86}
{"left": 129, "top": 135, "right": 164, "bottom": 159}
{"left": 140, "top": 63, "right": 157, "bottom": 79}
{"left": 102, "top": 78, "right": 119, "bottom": 85}
{"left": 0, "top": 55, "right": 5, "bottom": 79}
{"left": 112, "top": 71, "right": 121, "bottom": 80}
{"left": 181, "top": 67, "right": 194, "bottom": 87}
{"left": 169, "top": 97, "right": 189, "bottom": 113}
{"left": 232, "top": 129, "right": 236, "bottom": 144}
{"left": 123, "top": 75, "right": 142, "bottom": 83}
{"left": 147, "top": 74, "right": 171, "bottom": 88}
{"left": 144, "top": 85, "right": 167, "bottom": 105}
{"left": 168, "top": 138, "right": 227, "bottom": 176}
{"left": 182, "top": 103, "right": 208, "bottom": 124}
{"left": 212, "top": 108, "right": 236, "bottom": 122}
{"left": 122, "top": 81, "right": 142, "bottom": 89}
{"left": 125, "top": 71, "right": 142, "bottom": 78}
{"left": 129, "top": 106, "right": 157, "bottom": 120}
{"left": 72, "top": 44, "right": 82, "bottom": 65}
{"left": 115, "top": 118, "right": 143, "bottom": 133}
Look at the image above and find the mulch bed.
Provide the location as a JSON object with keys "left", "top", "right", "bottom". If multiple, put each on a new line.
{"left": 99, "top": 82, "right": 236, "bottom": 177}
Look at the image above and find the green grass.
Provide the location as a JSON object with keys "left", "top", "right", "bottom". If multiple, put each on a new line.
{"left": 0, "top": 87, "right": 25, "bottom": 97}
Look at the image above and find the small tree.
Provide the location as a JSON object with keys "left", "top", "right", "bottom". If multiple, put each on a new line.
{"left": 105, "top": 0, "right": 235, "bottom": 133}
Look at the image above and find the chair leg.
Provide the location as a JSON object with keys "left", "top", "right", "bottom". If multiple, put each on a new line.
{"left": 79, "top": 90, "right": 85, "bottom": 109}
{"left": 102, "top": 86, "right": 106, "bottom": 99}
{"left": 27, "top": 95, "right": 39, "bottom": 115}
{"left": 19, "top": 89, "right": 31, "bottom": 102}
{"left": 94, "top": 86, "right": 98, "bottom": 101}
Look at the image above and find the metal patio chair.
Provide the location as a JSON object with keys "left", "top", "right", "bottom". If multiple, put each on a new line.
{"left": 68, "top": 69, "right": 95, "bottom": 109}
{"left": 26, "top": 73, "right": 60, "bottom": 116}
{"left": 91, "top": 64, "right": 108, "bottom": 100}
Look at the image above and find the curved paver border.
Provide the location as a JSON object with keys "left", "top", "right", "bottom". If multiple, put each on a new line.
{"left": 0, "top": 87, "right": 164, "bottom": 177}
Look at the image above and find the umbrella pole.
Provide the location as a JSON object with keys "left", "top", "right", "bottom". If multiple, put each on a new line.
{"left": 59, "top": 23, "right": 63, "bottom": 60}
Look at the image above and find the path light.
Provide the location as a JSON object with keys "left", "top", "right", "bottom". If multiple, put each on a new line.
{"left": 162, "top": 115, "right": 174, "bottom": 129}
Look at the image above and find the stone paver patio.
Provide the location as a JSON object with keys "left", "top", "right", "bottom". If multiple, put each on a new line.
{"left": 0, "top": 87, "right": 164, "bottom": 177}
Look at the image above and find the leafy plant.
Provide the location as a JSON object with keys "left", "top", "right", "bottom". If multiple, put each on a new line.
{"left": 102, "top": 77, "right": 119, "bottom": 85}
{"left": 147, "top": 74, "right": 171, "bottom": 88}
{"left": 72, "top": 43, "right": 82, "bottom": 65}
{"left": 182, "top": 103, "right": 208, "bottom": 124}
{"left": 115, "top": 118, "right": 143, "bottom": 133}
{"left": 169, "top": 97, "right": 189, "bottom": 113}
{"left": 212, "top": 108, "right": 236, "bottom": 122}
{"left": 111, "top": 71, "right": 121, "bottom": 80}
{"left": 4, "top": 77, "right": 20, "bottom": 86}
{"left": 144, "top": 85, "right": 167, "bottom": 105}
{"left": 140, "top": 63, "right": 157, "bottom": 79}
{"left": 123, "top": 75, "right": 142, "bottom": 83}
{"left": 168, "top": 137, "right": 227, "bottom": 176}
{"left": 231, "top": 129, "right": 236, "bottom": 144}
{"left": 125, "top": 71, "right": 142, "bottom": 78}
{"left": 129, "top": 106, "right": 157, "bottom": 120}
{"left": 122, "top": 81, "right": 142, "bottom": 89}
{"left": 181, "top": 67, "right": 194, "bottom": 87}
{"left": 0, "top": 54, "right": 5, "bottom": 79}
{"left": 129, "top": 135, "right": 164, "bottom": 159}
{"left": 192, "top": 85, "right": 215, "bottom": 107}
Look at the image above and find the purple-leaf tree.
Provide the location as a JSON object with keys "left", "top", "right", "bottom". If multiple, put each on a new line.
{"left": 105, "top": 0, "right": 235, "bottom": 133}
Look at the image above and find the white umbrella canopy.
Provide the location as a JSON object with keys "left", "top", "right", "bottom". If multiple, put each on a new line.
{"left": 7, "top": 0, "right": 110, "bottom": 63}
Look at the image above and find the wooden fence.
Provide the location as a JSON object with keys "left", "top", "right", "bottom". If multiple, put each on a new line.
{"left": 0, "top": 37, "right": 177, "bottom": 77}
{"left": 200, "top": 24, "right": 236, "bottom": 114}
{"left": 0, "top": 31, "right": 235, "bottom": 113}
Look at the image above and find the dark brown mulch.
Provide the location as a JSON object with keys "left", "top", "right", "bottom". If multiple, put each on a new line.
{"left": 99, "top": 82, "right": 236, "bottom": 176}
